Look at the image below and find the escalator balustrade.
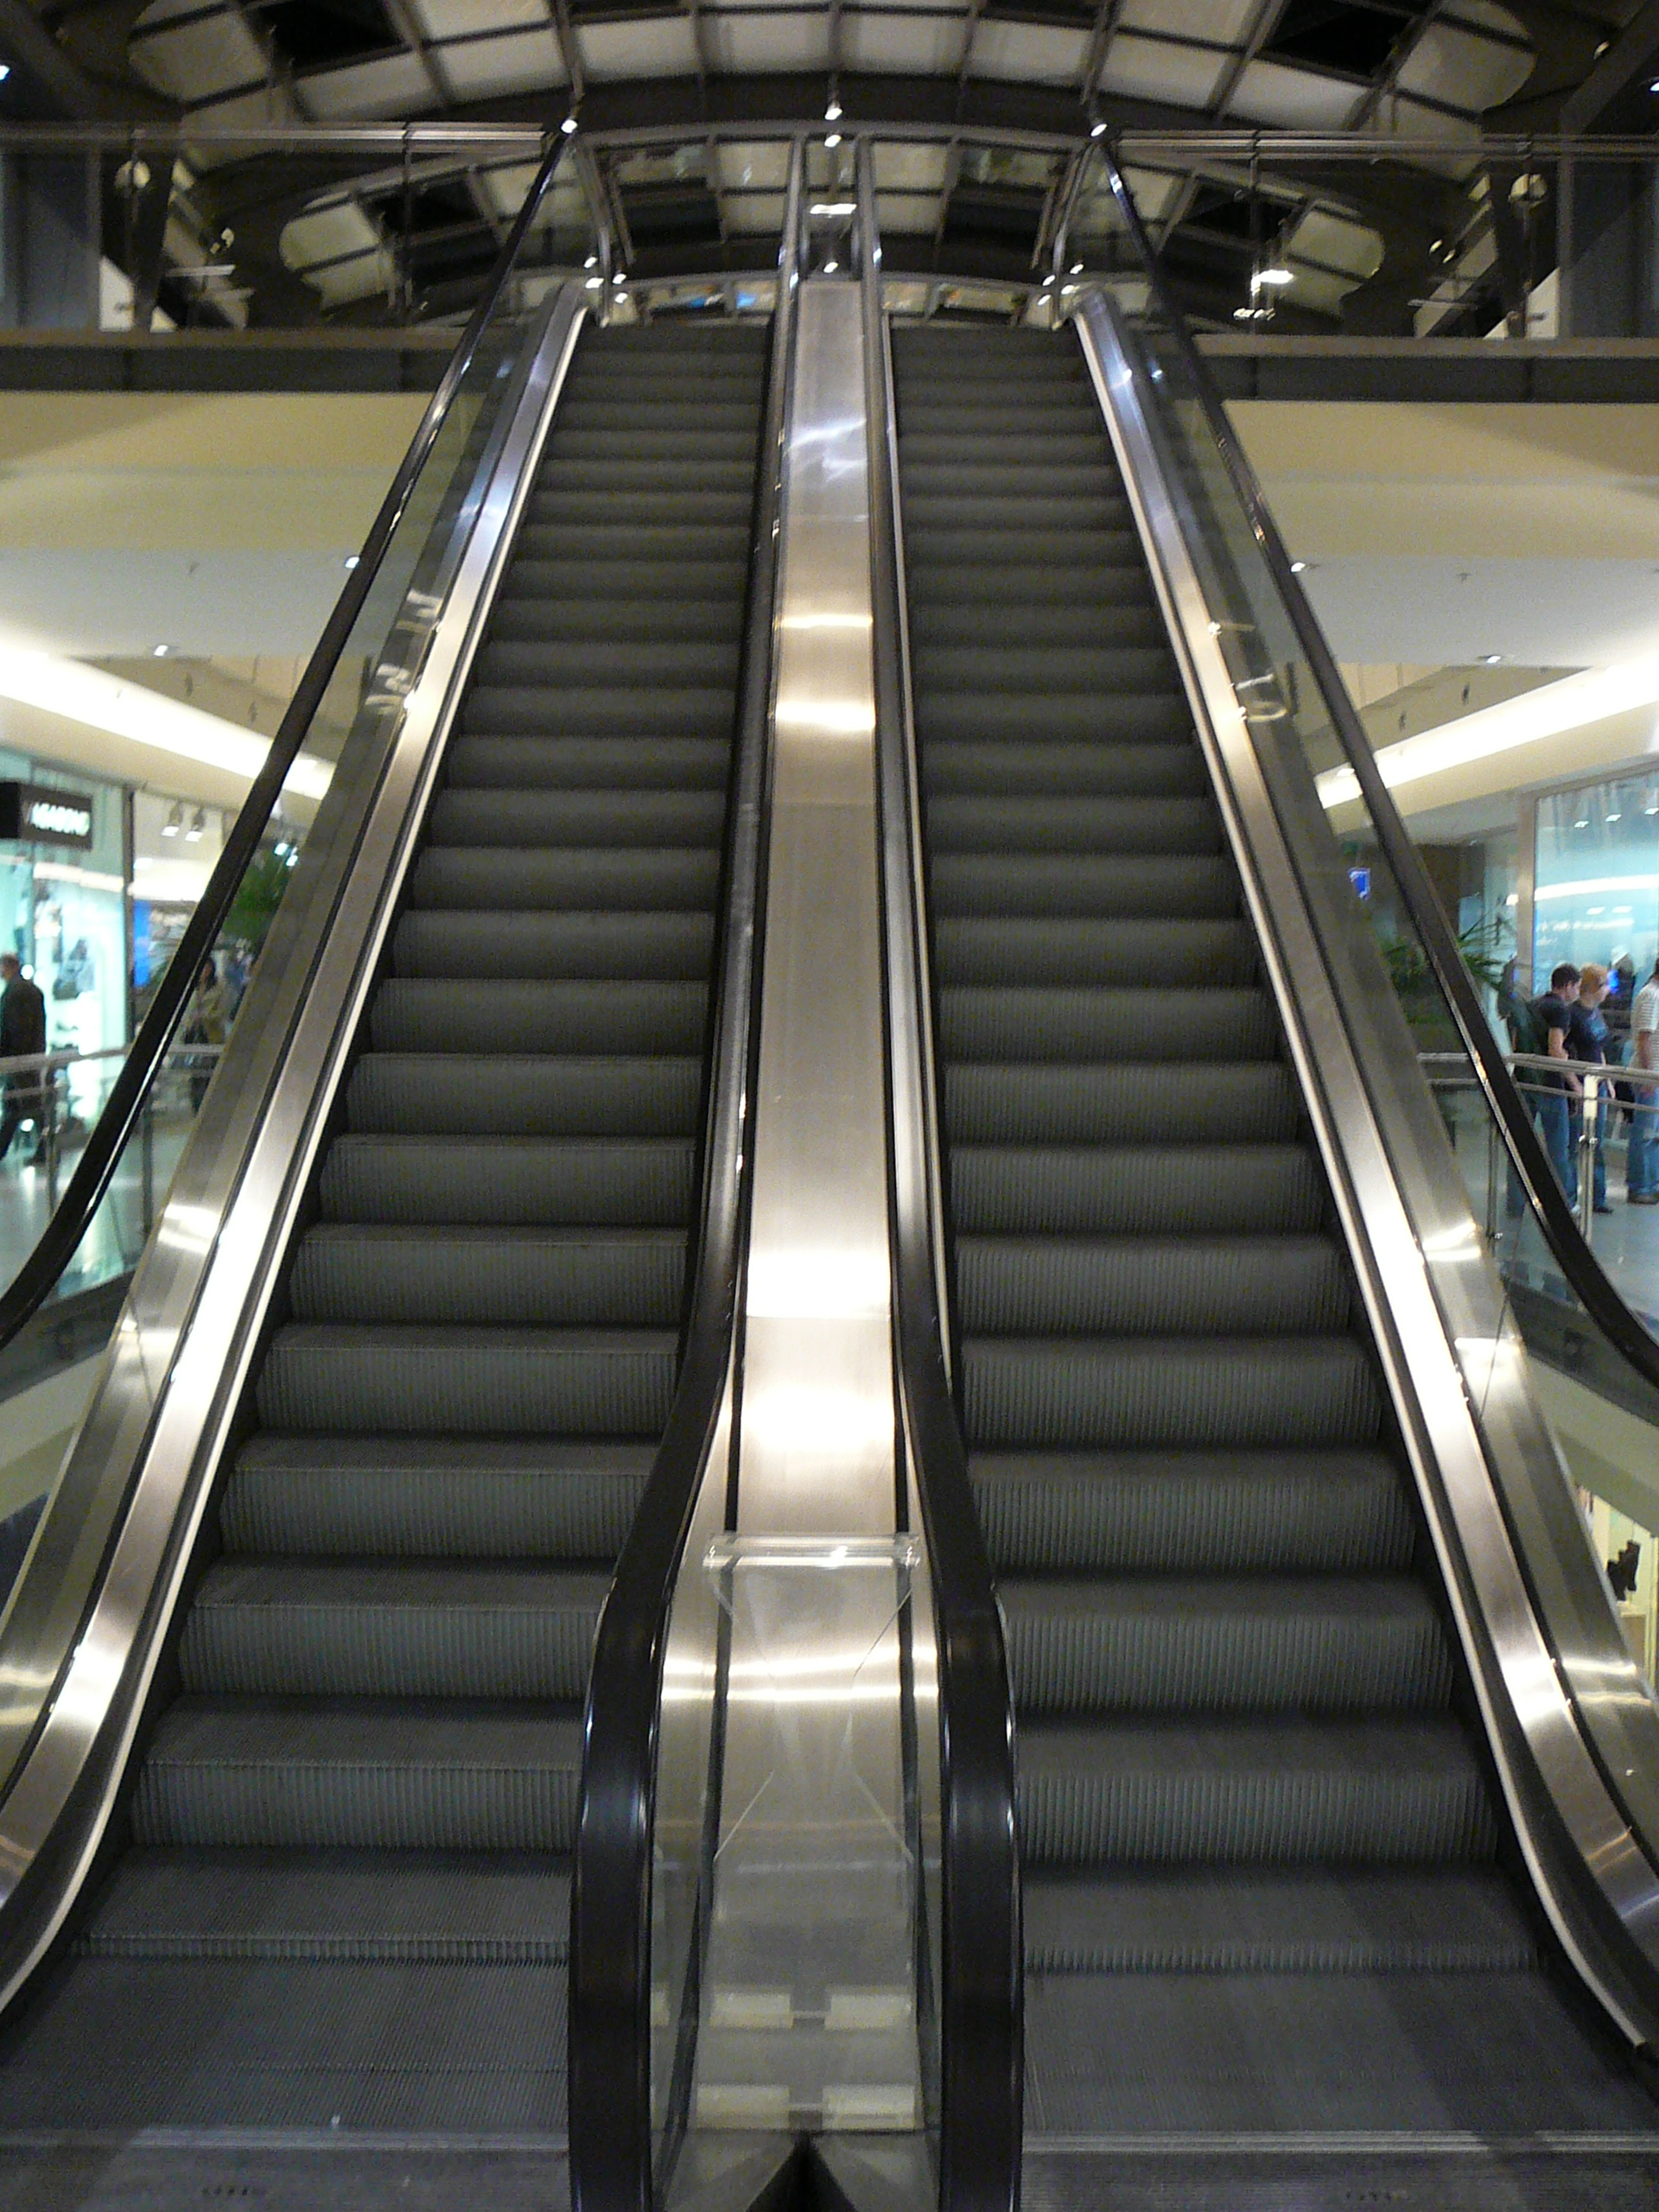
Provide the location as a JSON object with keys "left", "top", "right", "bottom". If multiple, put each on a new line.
{"left": 891, "top": 319, "right": 1656, "bottom": 2136}
{"left": 0, "top": 319, "right": 768, "bottom": 2130}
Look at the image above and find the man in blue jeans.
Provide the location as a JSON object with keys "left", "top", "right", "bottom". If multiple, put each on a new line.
{"left": 1529, "top": 963, "right": 1581, "bottom": 1206}
{"left": 1629, "top": 958, "right": 1659, "bottom": 1205}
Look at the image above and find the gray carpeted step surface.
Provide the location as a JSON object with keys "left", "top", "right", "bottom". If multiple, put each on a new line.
{"left": 0, "top": 316, "right": 768, "bottom": 2133}
{"left": 893, "top": 317, "right": 1652, "bottom": 2139}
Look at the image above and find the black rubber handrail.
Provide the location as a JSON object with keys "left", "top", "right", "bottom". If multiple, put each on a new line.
{"left": 1096, "top": 139, "right": 1659, "bottom": 1402}
{"left": 0, "top": 137, "right": 564, "bottom": 1355}
{"left": 569, "top": 142, "right": 803, "bottom": 2212}
{"left": 858, "top": 141, "right": 1022, "bottom": 2212}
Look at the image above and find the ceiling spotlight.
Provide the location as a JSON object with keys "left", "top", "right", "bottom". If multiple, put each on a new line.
{"left": 343, "top": 553, "right": 359, "bottom": 570}
{"left": 1482, "top": 652, "right": 1503, "bottom": 664}
{"left": 1070, "top": 261, "right": 1083, "bottom": 275}
{"left": 612, "top": 270, "right": 626, "bottom": 285}
{"left": 153, "top": 644, "right": 170, "bottom": 658}
{"left": 1290, "top": 560, "right": 1307, "bottom": 574}
{"left": 1090, "top": 119, "right": 1107, "bottom": 139}
{"left": 823, "top": 259, "right": 838, "bottom": 274}
{"left": 1042, "top": 273, "right": 1056, "bottom": 288}
{"left": 1649, "top": 78, "right": 1659, "bottom": 92}
{"left": 162, "top": 803, "right": 182, "bottom": 839}
{"left": 824, "top": 131, "right": 842, "bottom": 149}
{"left": 561, "top": 112, "right": 579, "bottom": 136}
{"left": 586, "top": 276, "right": 602, "bottom": 289}
{"left": 825, "top": 95, "right": 842, "bottom": 122}
{"left": 1255, "top": 265, "right": 1294, "bottom": 288}
{"left": 1607, "top": 811, "right": 1623, "bottom": 823}
{"left": 1574, "top": 818, "right": 1591, "bottom": 830}
{"left": 584, "top": 254, "right": 597, "bottom": 270}
{"left": 186, "top": 806, "right": 205, "bottom": 842}
{"left": 0, "top": 66, "right": 11, "bottom": 85}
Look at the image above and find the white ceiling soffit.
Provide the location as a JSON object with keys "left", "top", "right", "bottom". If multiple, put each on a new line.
{"left": 1119, "top": 0, "right": 1260, "bottom": 41}
{"left": 578, "top": 17, "right": 702, "bottom": 83}
{"left": 130, "top": 10, "right": 265, "bottom": 105}
{"left": 1230, "top": 59, "right": 1360, "bottom": 130}
{"left": 1396, "top": 15, "right": 1534, "bottom": 111}
{"left": 871, "top": 141, "right": 950, "bottom": 192}
{"left": 842, "top": 12, "right": 967, "bottom": 79}
{"left": 295, "top": 51, "right": 434, "bottom": 121}
{"left": 967, "top": 22, "right": 1090, "bottom": 88}
{"left": 435, "top": 29, "right": 568, "bottom": 99}
{"left": 706, "top": 16, "right": 833, "bottom": 75}
{"left": 1100, "top": 32, "right": 1232, "bottom": 109}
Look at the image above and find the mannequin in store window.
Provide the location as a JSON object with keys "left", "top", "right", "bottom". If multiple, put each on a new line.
{"left": 0, "top": 953, "right": 48, "bottom": 1168}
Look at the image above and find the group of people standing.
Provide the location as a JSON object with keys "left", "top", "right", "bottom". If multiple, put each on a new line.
{"left": 1514, "top": 958, "right": 1659, "bottom": 1211}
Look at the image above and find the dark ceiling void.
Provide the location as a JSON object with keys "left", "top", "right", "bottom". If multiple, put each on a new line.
{"left": 566, "top": 0, "right": 683, "bottom": 19}
{"left": 942, "top": 179, "right": 1046, "bottom": 261}
{"left": 1263, "top": 0, "right": 1435, "bottom": 82}
{"left": 982, "top": 0, "right": 1101, "bottom": 27}
{"left": 391, "top": 175, "right": 484, "bottom": 238}
{"left": 257, "top": 0, "right": 404, "bottom": 74}
{"left": 620, "top": 180, "right": 725, "bottom": 252}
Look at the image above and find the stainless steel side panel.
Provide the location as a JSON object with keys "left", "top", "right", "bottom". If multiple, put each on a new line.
{"left": 0, "top": 289, "right": 587, "bottom": 2012}
{"left": 1075, "top": 290, "right": 1659, "bottom": 2047}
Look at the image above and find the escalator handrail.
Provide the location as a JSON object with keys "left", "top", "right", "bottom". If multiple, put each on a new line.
{"left": 1095, "top": 138, "right": 1659, "bottom": 1403}
{"left": 568, "top": 144, "right": 804, "bottom": 2212}
{"left": 857, "top": 142, "right": 1022, "bottom": 2212}
{"left": 0, "top": 136, "right": 565, "bottom": 1357}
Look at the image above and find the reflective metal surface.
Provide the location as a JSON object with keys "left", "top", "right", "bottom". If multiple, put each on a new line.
{"left": 0, "top": 285, "right": 586, "bottom": 2012}
{"left": 1077, "top": 288, "right": 1659, "bottom": 2047}
{"left": 685, "top": 274, "right": 929, "bottom": 2145}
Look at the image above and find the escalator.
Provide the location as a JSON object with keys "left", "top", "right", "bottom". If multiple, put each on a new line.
{"left": 0, "top": 316, "right": 768, "bottom": 2133}
{"left": 891, "top": 317, "right": 1659, "bottom": 2152}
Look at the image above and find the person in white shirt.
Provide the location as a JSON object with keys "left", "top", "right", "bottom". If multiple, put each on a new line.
{"left": 1628, "top": 958, "right": 1659, "bottom": 1205}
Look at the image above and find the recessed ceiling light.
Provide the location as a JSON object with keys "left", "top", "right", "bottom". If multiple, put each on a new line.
{"left": 1290, "top": 560, "right": 1307, "bottom": 574}
{"left": 1090, "top": 120, "right": 1106, "bottom": 138}
{"left": 153, "top": 644, "right": 169, "bottom": 658}
{"left": 824, "top": 131, "right": 842, "bottom": 148}
{"left": 824, "top": 96, "right": 842, "bottom": 122}
{"left": 0, "top": 65, "right": 11, "bottom": 84}
{"left": 1607, "top": 812, "right": 1623, "bottom": 823}
{"left": 1575, "top": 819, "right": 1591, "bottom": 830}
{"left": 560, "top": 114, "right": 578, "bottom": 136}
{"left": 343, "top": 554, "right": 359, "bottom": 570}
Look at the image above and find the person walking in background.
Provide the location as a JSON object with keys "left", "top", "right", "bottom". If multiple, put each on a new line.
{"left": 0, "top": 952, "right": 48, "bottom": 1167}
{"left": 182, "top": 955, "right": 230, "bottom": 1114}
{"left": 1567, "top": 962, "right": 1613, "bottom": 1216}
{"left": 1628, "top": 957, "right": 1659, "bottom": 1206}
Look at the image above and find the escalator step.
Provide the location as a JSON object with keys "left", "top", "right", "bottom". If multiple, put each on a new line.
{"left": 408, "top": 846, "right": 720, "bottom": 912}
{"left": 289, "top": 1224, "right": 684, "bottom": 1326}
{"left": 931, "top": 852, "right": 1238, "bottom": 919}
{"left": 944, "top": 1060, "right": 1298, "bottom": 1147}
{"left": 1015, "top": 1717, "right": 1496, "bottom": 1867}
{"left": 938, "top": 985, "right": 1274, "bottom": 1062}
{"left": 926, "top": 794, "right": 1218, "bottom": 855}
{"left": 923, "top": 741, "right": 1205, "bottom": 798}
{"left": 917, "top": 692, "right": 1194, "bottom": 745}
{"left": 950, "top": 1143, "right": 1322, "bottom": 1236}
{"left": 1022, "top": 1867, "right": 1535, "bottom": 1975}
{"left": 181, "top": 1563, "right": 607, "bottom": 1700}
{"left": 935, "top": 917, "right": 1253, "bottom": 988}
{"left": 442, "top": 735, "right": 732, "bottom": 787}
{"left": 962, "top": 1335, "right": 1380, "bottom": 1450}
{"left": 969, "top": 1446, "right": 1413, "bottom": 1575}
{"left": 132, "top": 1701, "right": 585, "bottom": 1853}
{"left": 428, "top": 788, "right": 726, "bottom": 847}
{"left": 369, "top": 979, "right": 707, "bottom": 1055}
{"left": 220, "top": 1435, "right": 650, "bottom": 1560}
{"left": 320, "top": 1135, "right": 694, "bottom": 1226}
{"left": 499, "top": 556, "right": 748, "bottom": 605}
{"left": 955, "top": 1235, "right": 1349, "bottom": 1336}
{"left": 391, "top": 910, "right": 713, "bottom": 982}
{"left": 1001, "top": 1576, "right": 1451, "bottom": 1715}
{"left": 256, "top": 1325, "right": 676, "bottom": 1435}
{"left": 471, "top": 638, "right": 741, "bottom": 689}
{"left": 346, "top": 1053, "right": 702, "bottom": 1138}
{"left": 80, "top": 1849, "right": 573, "bottom": 1964}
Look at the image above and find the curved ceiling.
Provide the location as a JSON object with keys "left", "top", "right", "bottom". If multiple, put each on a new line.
{"left": 20, "top": 0, "right": 1645, "bottom": 328}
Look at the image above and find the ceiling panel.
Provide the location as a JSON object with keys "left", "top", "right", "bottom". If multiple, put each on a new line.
{"left": 707, "top": 15, "right": 834, "bottom": 71}
{"left": 1118, "top": 0, "right": 1257, "bottom": 37}
{"left": 1289, "top": 206, "right": 1383, "bottom": 279}
{"left": 842, "top": 11, "right": 965, "bottom": 74}
{"left": 412, "top": 0, "right": 552, "bottom": 32}
{"left": 296, "top": 52, "right": 433, "bottom": 119}
{"left": 716, "top": 142, "right": 794, "bottom": 189}
{"left": 132, "top": 12, "right": 266, "bottom": 104}
{"left": 578, "top": 16, "right": 702, "bottom": 79}
{"left": 1395, "top": 20, "right": 1533, "bottom": 112}
{"left": 1229, "top": 58, "right": 1362, "bottom": 128}
{"left": 873, "top": 142, "right": 950, "bottom": 191}
{"left": 968, "top": 22, "right": 1090, "bottom": 86}
{"left": 435, "top": 28, "right": 566, "bottom": 97}
{"left": 1099, "top": 30, "right": 1230, "bottom": 108}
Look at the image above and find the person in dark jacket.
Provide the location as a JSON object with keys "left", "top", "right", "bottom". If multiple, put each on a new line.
{"left": 0, "top": 953, "right": 48, "bottom": 1166}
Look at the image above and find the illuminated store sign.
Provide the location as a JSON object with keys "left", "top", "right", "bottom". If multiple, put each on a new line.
{"left": 0, "top": 782, "right": 94, "bottom": 850}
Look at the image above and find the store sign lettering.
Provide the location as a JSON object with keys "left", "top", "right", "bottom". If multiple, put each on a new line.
{"left": 0, "top": 782, "right": 94, "bottom": 851}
